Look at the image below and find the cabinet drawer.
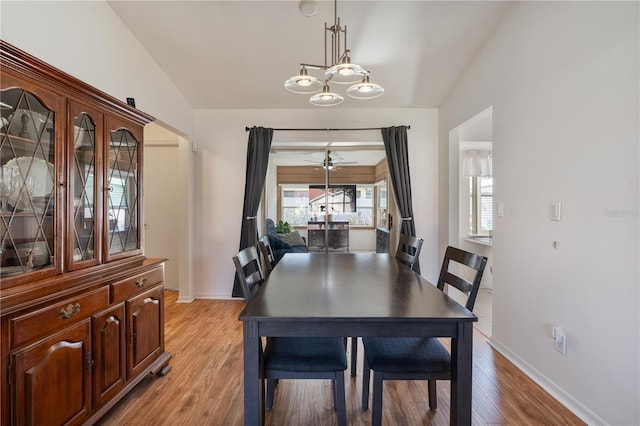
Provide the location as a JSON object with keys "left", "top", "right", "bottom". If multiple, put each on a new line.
{"left": 10, "top": 286, "right": 109, "bottom": 349}
{"left": 111, "top": 266, "right": 163, "bottom": 304}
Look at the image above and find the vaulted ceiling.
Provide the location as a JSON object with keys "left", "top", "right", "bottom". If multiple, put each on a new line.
{"left": 108, "top": 1, "right": 512, "bottom": 110}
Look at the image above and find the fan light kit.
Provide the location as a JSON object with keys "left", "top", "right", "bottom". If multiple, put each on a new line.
{"left": 285, "top": 0, "right": 384, "bottom": 106}
{"left": 304, "top": 150, "right": 358, "bottom": 169}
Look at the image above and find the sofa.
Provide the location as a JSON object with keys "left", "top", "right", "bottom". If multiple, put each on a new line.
{"left": 265, "top": 219, "right": 309, "bottom": 263}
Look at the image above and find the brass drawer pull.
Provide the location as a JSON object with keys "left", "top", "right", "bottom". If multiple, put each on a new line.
{"left": 135, "top": 277, "right": 147, "bottom": 288}
{"left": 59, "top": 303, "right": 81, "bottom": 319}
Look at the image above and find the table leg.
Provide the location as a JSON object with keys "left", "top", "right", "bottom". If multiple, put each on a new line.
{"left": 243, "top": 321, "right": 264, "bottom": 426}
{"left": 450, "top": 322, "right": 473, "bottom": 425}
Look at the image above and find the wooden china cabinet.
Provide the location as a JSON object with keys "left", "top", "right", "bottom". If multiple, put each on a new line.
{"left": 0, "top": 41, "right": 171, "bottom": 425}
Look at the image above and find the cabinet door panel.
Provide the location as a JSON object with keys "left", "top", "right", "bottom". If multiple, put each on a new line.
{"left": 93, "top": 303, "right": 125, "bottom": 408}
{"left": 104, "top": 116, "right": 143, "bottom": 262}
{"left": 68, "top": 101, "right": 103, "bottom": 270}
{"left": 0, "top": 76, "right": 64, "bottom": 286}
{"left": 127, "top": 285, "right": 163, "bottom": 378}
{"left": 11, "top": 320, "right": 91, "bottom": 426}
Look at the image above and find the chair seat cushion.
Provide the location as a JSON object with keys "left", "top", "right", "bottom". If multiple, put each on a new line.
{"left": 362, "top": 337, "right": 451, "bottom": 374}
{"left": 264, "top": 337, "right": 347, "bottom": 372}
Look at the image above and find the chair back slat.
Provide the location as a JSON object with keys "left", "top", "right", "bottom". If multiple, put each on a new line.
{"left": 437, "top": 246, "right": 488, "bottom": 311}
{"left": 233, "top": 246, "right": 265, "bottom": 303}
{"left": 442, "top": 271, "right": 473, "bottom": 296}
{"left": 258, "top": 235, "right": 276, "bottom": 275}
{"left": 395, "top": 234, "right": 424, "bottom": 271}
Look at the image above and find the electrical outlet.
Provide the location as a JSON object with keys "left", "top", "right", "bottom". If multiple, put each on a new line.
{"left": 554, "top": 335, "right": 566, "bottom": 355}
{"left": 552, "top": 325, "right": 567, "bottom": 355}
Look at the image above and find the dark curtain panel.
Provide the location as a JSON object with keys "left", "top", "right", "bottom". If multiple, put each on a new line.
{"left": 382, "top": 125, "right": 420, "bottom": 273}
{"left": 232, "top": 126, "right": 273, "bottom": 297}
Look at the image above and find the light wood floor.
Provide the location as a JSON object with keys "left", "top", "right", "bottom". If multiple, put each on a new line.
{"left": 97, "top": 290, "right": 584, "bottom": 425}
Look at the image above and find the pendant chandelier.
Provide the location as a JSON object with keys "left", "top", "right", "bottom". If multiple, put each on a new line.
{"left": 284, "top": 0, "right": 384, "bottom": 106}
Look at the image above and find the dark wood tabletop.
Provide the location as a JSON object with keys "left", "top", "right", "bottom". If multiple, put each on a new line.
{"left": 239, "top": 253, "right": 477, "bottom": 425}
{"left": 240, "top": 253, "right": 477, "bottom": 323}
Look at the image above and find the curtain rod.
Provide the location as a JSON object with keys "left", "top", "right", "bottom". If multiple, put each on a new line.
{"left": 245, "top": 126, "right": 410, "bottom": 132}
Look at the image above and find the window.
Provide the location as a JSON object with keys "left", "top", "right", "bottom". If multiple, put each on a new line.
{"left": 309, "top": 185, "right": 356, "bottom": 216}
{"left": 281, "top": 187, "right": 311, "bottom": 225}
{"left": 469, "top": 176, "right": 493, "bottom": 235}
{"left": 376, "top": 180, "right": 388, "bottom": 227}
{"left": 280, "top": 184, "right": 376, "bottom": 227}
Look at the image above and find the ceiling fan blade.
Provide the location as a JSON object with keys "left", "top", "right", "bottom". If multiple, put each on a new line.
{"left": 336, "top": 161, "right": 358, "bottom": 165}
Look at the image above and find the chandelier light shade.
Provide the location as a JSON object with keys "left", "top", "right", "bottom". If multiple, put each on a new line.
{"left": 325, "top": 54, "right": 368, "bottom": 84}
{"left": 310, "top": 83, "right": 344, "bottom": 106}
{"left": 346, "top": 75, "right": 384, "bottom": 99}
{"left": 286, "top": 0, "right": 383, "bottom": 106}
{"left": 285, "top": 66, "right": 323, "bottom": 93}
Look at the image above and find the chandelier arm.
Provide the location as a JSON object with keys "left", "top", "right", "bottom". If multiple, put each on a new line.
{"left": 300, "top": 63, "right": 328, "bottom": 70}
{"left": 324, "top": 23, "right": 328, "bottom": 68}
{"left": 344, "top": 25, "right": 347, "bottom": 58}
{"left": 337, "top": 18, "right": 342, "bottom": 65}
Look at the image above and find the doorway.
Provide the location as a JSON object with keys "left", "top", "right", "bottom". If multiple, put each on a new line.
{"left": 448, "top": 107, "right": 493, "bottom": 337}
{"left": 143, "top": 122, "right": 194, "bottom": 302}
{"left": 263, "top": 143, "right": 393, "bottom": 253}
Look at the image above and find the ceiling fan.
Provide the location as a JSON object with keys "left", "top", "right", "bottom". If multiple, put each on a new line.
{"left": 304, "top": 151, "right": 358, "bottom": 170}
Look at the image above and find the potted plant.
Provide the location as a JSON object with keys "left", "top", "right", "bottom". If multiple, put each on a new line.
{"left": 276, "top": 220, "right": 291, "bottom": 234}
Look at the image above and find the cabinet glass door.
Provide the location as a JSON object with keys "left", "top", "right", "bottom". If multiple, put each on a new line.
{"left": 0, "top": 88, "right": 56, "bottom": 278}
{"left": 107, "top": 128, "right": 140, "bottom": 256}
{"left": 71, "top": 111, "right": 99, "bottom": 267}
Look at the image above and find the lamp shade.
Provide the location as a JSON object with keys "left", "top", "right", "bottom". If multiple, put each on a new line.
{"left": 310, "top": 83, "right": 344, "bottom": 106}
{"left": 346, "top": 77, "right": 384, "bottom": 99}
{"left": 325, "top": 58, "right": 368, "bottom": 84}
{"left": 464, "top": 151, "right": 492, "bottom": 177}
{"left": 310, "top": 91, "right": 344, "bottom": 106}
{"left": 285, "top": 67, "right": 323, "bottom": 94}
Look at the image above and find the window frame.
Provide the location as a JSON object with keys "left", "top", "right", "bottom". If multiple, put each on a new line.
{"left": 279, "top": 183, "right": 378, "bottom": 228}
{"left": 469, "top": 175, "right": 493, "bottom": 236}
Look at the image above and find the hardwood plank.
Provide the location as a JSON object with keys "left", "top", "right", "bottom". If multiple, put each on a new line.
{"left": 97, "top": 290, "right": 585, "bottom": 425}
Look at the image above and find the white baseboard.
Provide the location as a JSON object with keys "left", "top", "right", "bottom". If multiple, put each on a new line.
{"left": 489, "top": 337, "right": 606, "bottom": 425}
{"left": 193, "top": 292, "right": 242, "bottom": 300}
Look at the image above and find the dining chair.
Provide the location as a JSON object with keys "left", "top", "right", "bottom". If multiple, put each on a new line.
{"left": 350, "top": 233, "right": 424, "bottom": 377}
{"left": 395, "top": 233, "right": 424, "bottom": 271}
{"left": 232, "top": 247, "right": 348, "bottom": 425}
{"left": 257, "top": 235, "right": 276, "bottom": 276}
{"left": 361, "top": 246, "right": 488, "bottom": 425}
{"left": 351, "top": 234, "right": 423, "bottom": 377}
{"left": 232, "top": 246, "right": 265, "bottom": 302}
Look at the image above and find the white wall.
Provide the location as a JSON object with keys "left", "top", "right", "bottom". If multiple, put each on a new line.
{"left": 144, "top": 124, "right": 182, "bottom": 291}
{"left": 1, "top": 1, "right": 193, "bottom": 136}
{"left": 192, "top": 108, "right": 438, "bottom": 298}
{"left": 2, "top": 0, "right": 197, "bottom": 301}
{"left": 439, "top": 2, "right": 639, "bottom": 424}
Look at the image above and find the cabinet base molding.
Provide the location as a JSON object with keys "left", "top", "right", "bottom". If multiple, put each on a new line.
{"left": 86, "top": 351, "right": 172, "bottom": 425}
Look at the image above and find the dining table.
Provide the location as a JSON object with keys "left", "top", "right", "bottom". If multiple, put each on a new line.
{"left": 238, "top": 252, "right": 478, "bottom": 426}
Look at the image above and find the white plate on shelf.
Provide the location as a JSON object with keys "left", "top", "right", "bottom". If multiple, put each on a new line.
{"left": 2, "top": 157, "right": 54, "bottom": 211}
{"left": 2, "top": 157, "right": 54, "bottom": 197}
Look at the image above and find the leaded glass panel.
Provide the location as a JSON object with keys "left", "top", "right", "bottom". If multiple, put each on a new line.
{"left": 0, "top": 88, "right": 55, "bottom": 277}
{"left": 72, "top": 113, "right": 96, "bottom": 263}
{"left": 107, "top": 129, "right": 139, "bottom": 255}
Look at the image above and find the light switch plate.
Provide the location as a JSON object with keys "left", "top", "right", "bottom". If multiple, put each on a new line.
{"left": 549, "top": 201, "right": 562, "bottom": 221}
{"left": 497, "top": 203, "right": 504, "bottom": 218}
